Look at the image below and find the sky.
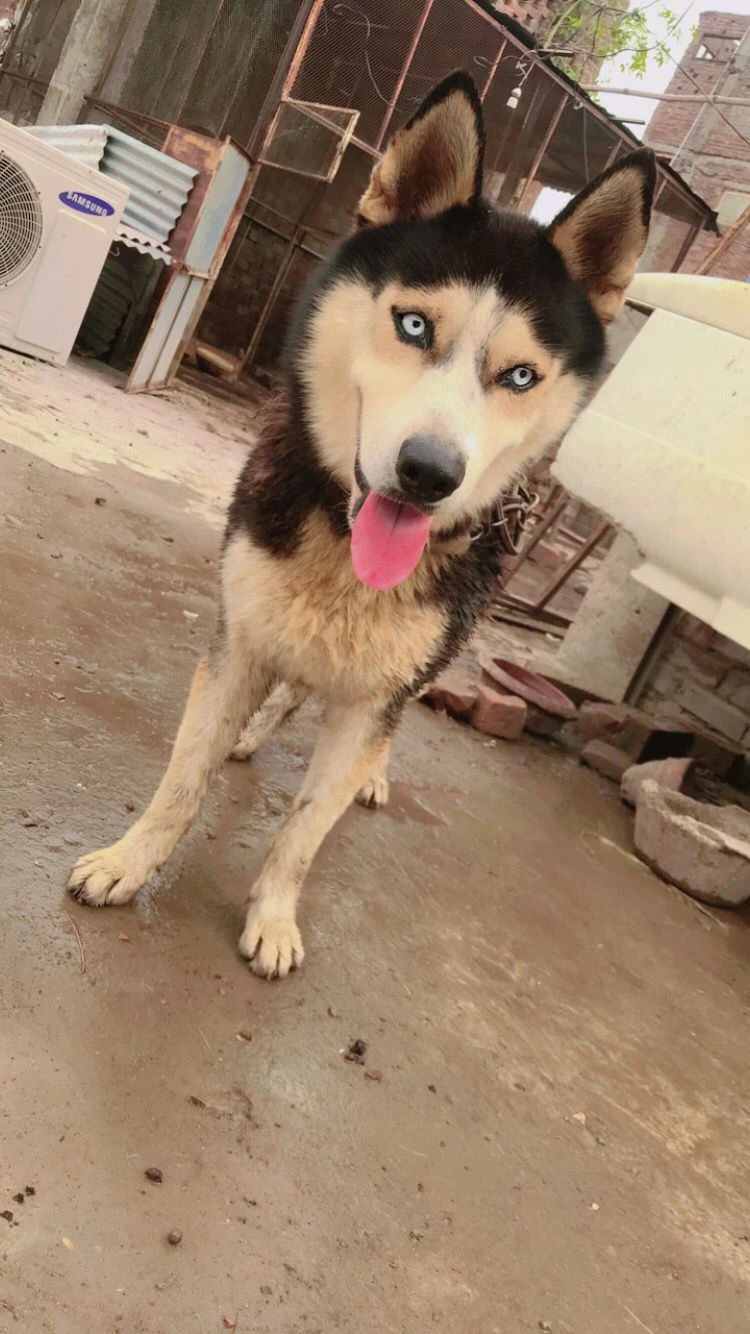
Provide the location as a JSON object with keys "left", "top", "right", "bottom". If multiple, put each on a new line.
{"left": 594, "top": 0, "right": 750, "bottom": 134}
{"left": 530, "top": 0, "right": 750, "bottom": 220}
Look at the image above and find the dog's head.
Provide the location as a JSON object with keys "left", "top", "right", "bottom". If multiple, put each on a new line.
{"left": 293, "top": 72, "right": 655, "bottom": 590}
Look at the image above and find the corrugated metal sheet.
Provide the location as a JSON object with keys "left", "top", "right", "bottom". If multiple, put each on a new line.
{"left": 27, "top": 121, "right": 197, "bottom": 247}
{"left": 27, "top": 123, "right": 107, "bottom": 171}
{"left": 78, "top": 250, "right": 133, "bottom": 356}
{"left": 101, "top": 127, "right": 197, "bottom": 245}
{"left": 117, "top": 224, "right": 172, "bottom": 263}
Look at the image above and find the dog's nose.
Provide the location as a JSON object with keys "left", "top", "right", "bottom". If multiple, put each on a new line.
{"left": 396, "top": 436, "right": 466, "bottom": 505}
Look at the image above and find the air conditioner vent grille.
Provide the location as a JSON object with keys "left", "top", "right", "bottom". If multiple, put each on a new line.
{"left": 0, "top": 149, "right": 43, "bottom": 287}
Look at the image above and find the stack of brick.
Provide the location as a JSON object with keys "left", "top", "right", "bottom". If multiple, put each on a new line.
{"left": 422, "top": 658, "right": 577, "bottom": 742}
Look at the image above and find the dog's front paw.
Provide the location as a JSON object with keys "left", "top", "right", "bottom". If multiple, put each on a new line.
{"left": 239, "top": 908, "right": 304, "bottom": 979}
{"left": 356, "top": 773, "right": 389, "bottom": 809}
{"left": 68, "top": 840, "right": 151, "bottom": 907}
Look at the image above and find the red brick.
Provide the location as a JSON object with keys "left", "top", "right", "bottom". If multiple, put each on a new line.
{"left": 423, "top": 669, "right": 478, "bottom": 720}
{"left": 575, "top": 701, "right": 630, "bottom": 743}
{"left": 581, "top": 741, "right": 633, "bottom": 782}
{"left": 472, "top": 685, "right": 527, "bottom": 739}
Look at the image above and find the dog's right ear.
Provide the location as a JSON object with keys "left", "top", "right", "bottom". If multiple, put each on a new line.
{"left": 357, "top": 72, "right": 485, "bottom": 228}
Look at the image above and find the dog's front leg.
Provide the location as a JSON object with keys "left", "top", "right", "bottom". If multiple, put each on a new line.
{"left": 239, "top": 700, "right": 391, "bottom": 978}
{"left": 69, "top": 642, "right": 270, "bottom": 906}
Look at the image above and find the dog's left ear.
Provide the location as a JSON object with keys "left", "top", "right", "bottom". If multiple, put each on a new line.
{"left": 547, "top": 148, "right": 656, "bottom": 325}
{"left": 357, "top": 71, "right": 484, "bottom": 227}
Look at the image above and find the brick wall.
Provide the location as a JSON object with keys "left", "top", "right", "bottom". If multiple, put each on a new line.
{"left": 641, "top": 614, "right": 750, "bottom": 747}
{"left": 647, "top": 12, "right": 750, "bottom": 151}
{"left": 645, "top": 11, "right": 750, "bottom": 279}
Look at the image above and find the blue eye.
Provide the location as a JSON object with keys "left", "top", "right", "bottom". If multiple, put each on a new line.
{"left": 395, "top": 310, "right": 432, "bottom": 347}
{"left": 500, "top": 365, "right": 539, "bottom": 392}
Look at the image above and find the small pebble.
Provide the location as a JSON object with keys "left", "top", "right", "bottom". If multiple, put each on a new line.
{"left": 145, "top": 1167, "right": 163, "bottom": 1183}
{"left": 364, "top": 1069, "right": 382, "bottom": 1082}
{"left": 236, "top": 1030, "right": 253, "bottom": 1043}
{"left": 223, "top": 1317, "right": 236, "bottom": 1329}
{"left": 167, "top": 1230, "right": 182, "bottom": 1246}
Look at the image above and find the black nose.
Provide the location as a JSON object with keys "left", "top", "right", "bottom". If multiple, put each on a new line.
{"left": 396, "top": 436, "right": 466, "bottom": 505}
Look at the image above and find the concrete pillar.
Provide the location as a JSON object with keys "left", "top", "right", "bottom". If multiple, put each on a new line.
{"left": 552, "top": 532, "right": 669, "bottom": 703}
{"left": 37, "top": 0, "right": 132, "bottom": 126}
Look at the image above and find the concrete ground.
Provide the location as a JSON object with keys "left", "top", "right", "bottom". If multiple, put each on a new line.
{"left": 2, "top": 350, "right": 750, "bottom": 1334}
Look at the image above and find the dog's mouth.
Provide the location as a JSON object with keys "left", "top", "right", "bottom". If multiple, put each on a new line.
{"left": 350, "top": 491, "right": 432, "bottom": 591}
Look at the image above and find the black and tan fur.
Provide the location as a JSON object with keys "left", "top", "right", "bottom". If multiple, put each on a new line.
{"left": 69, "top": 74, "right": 655, "bottom": 978}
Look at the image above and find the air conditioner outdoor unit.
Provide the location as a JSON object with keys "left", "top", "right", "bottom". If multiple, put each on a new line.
{"left": 0, "top": 118, "right": 129, "bottom": 366}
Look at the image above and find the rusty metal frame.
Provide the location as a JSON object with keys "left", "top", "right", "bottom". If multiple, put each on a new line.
{"left": 234, "top": 189, "right": 328, "bottom": 376}
{"left": 257, "top": 96, "right": 360, "bottom": 183}
{"left": 458, "top": 0, "right": 713, "bottom": 225}
{"left": 125, "top": 130, "right": 255, "bottom": 391}
{"left": 479, "top": 37, "right": 507, "bottom": 101}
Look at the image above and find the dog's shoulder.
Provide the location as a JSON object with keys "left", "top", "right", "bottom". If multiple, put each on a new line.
{"left": 225, "top": 388, "right": 349, "bottom": 559}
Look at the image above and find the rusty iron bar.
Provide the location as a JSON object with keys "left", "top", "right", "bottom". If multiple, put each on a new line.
{"left": 459, "top": 0, "right": 710, "bottom": 227}
{"left": 694, "top": 200, "right": 750, "bottom": 275}
{"left": 670, "top": 214, "right": 704, "bottom": 272}
{"left": 602, "top": 142, "right": 620, "bottom": 170}
{"left": 235, "top": 179, "right": 328, "bottom": 377}
{"left": 374, "top": 0, "right": 436, "bottom": 151}
{"left": 0, "top": 69, "right": 48, "bottom": 92}
{"left": 243, "top": 0, "right": 326, "bottom": 158}
{"left": 83, "top": 94, "right": 175, "bottom": 135}
{"left": 478, "top": 37, "right": 507, "bottom": 101}
{"left": 535, "top": 520, "right": 611, "bottom": 612}
{"left": 516, "top": 91, "right": 567, "bottom": 211}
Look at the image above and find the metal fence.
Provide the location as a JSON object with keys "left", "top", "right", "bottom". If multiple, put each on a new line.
{"left": 195, "top": 0, "right": 713, "bottom": 372}
{"left": 0, "top": 0, "right": 714, "bottom": 375}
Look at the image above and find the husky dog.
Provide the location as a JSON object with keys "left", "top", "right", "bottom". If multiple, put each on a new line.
{"left": 69, "top": 73, "right": 654, "bottom": 977}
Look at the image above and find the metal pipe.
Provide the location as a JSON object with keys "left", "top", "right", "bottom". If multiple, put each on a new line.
{"left": 583, "top": 85, "right": 750, "bottom": 106}
{"left": 246, "top": 0, "right": 325, "bottom": 157}
{"left": 478, "top": 36, "right": 507, "bottom": 101}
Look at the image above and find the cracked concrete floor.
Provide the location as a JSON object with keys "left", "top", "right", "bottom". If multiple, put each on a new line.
{"left": 1, "top": 351, "right": 750, "bottom": 1333}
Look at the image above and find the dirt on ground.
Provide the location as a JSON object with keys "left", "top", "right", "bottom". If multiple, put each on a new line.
{"left": 1, "top": 350, "right": 750, "bottom": 1333}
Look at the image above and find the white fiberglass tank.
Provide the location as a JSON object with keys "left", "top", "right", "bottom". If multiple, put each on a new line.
{"left": 554, "top": 273, "right": 750, "bottom": 648}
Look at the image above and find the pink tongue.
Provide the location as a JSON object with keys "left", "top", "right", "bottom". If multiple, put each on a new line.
{"left": 351, "top": 492, "right": 432, "bottom": 591}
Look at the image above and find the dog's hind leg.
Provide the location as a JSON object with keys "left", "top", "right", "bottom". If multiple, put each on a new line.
{"left": 229, "top": 682, "right": 308, "bottom": 762}
{"left": 239, "top": 700, "right": 391, "bottom": 978}
{"left": 355, "top": 744, "right": 390, "bottom": 809}
{"left": 69, "top": 643, "right": 270, "bottom": 907}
